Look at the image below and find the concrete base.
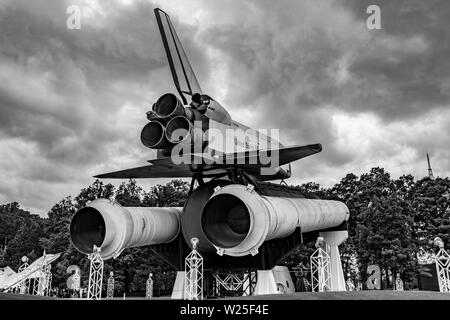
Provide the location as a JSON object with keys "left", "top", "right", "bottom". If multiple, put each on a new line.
{"left": 254, "top": 266, "right": 295, "bottom": 295}
{"left": 171, "top": 271, "right": 186, "bottom": 299}
{"left": 319, "top": 230, "right": 348, "bottom": 291}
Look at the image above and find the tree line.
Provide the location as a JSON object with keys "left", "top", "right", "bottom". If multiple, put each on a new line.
{"left": 1, "top": 167, "right": 449, "bottom": 293}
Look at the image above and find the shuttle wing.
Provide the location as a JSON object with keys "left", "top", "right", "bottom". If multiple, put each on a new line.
{"left": 94, "top": 144, "right": 321, "bottom": 179}
{"left": 217, "top": 144, "right": 322, "bottom": 167}
{"left": 94, "top": 164, "right": 194, "bottom": 179}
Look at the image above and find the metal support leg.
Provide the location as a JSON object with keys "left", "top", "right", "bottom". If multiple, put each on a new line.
{"left": 434, "top": 237, "right": 450, "bottom": 292}
{"left": 44, "top": 264, "right": 52, "bottom": 296}
{"left": 146, "top": 273, "right": 154, "bottom": 298}
{"left": 32, "top": 255, "right": 48, "bottom": 296}
{"left": 184, "top": 238, "right": 203, "bottom": 300}
{"left": 107, "top": 271, "right": 115, "bottom": 299}
{"left": 310, "top": 237, "right": 331, "bottom": 292}
{"left": 87, "top": 245, "right": 104, "bottom": 300}
{"left": 17, "top": 256, "right": 30, "bottom": 294}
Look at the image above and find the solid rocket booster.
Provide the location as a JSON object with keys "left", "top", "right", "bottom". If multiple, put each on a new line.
{"left": 70, "top": 199, "right": 182, "bottom": 260}
{"left": 201, "top": 184, "right": 349, "bottom": 257}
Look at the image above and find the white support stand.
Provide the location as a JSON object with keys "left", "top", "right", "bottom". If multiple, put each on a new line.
{"left": 44, "top": 264, "right": 52, "bottom": 296}
{"left": 253, "top": 270, "right": 279, "bottom": 294}
{"left": 146, "top": 273, "right": 153, "bottom": 298}
{"left": 87, "top": 245, "right": 104, "bottom": 300}
{"left": 17, "top": 256, "right": 30, "bottom": 294}
{"left": 32, "top": 273, "right": 44, "bottom": 296}
{"left": 319, "top": 231, "right": 348, "bottom": 291}
{"left": 212, "top": 270, "right": 257, "bottom": 297}
{"left": 33, "top": 251, "right": 48, "bottom": 296}
{"left": 395, "top": 273, "right": 404, "bottom": 291}
{"left": 106, "top": 271, "right": 114, "bottom": 299}
{"left": 214, "top": 273, "right": 246, "bottom": 292}
{"left": 171, "top": 271, "right": 186, "bottom": 299}
{"left": 184, "top": 238, "right": 203, "bottom": 300}
{"left": 310, "top": 237, "right": 331, "bottom": 292}
{"left": 434, "top": 237, "right": 450, "bottom": 292}
{"left": 253, "top": 266, "right": 295, "bottom": 295}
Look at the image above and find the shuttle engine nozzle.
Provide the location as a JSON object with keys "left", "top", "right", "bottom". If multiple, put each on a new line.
{"left": 70, "top": 199, "right": 182, "bottom": 260}
{"left": 140, "top": 120, "right": 174, "bottom": 149}
{"left": 165, "top": 115, "right": 202, "bottom": 145}
{"left": 201, "top": 184, "right": 349, "bottom": 257}
{"left": 153, "top": 93, "right": 185, "bottom": 118}
{"left": 141, "top": 93, "right": 194, "bottom": 149}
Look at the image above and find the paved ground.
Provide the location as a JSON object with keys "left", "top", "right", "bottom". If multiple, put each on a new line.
{"left": 0, "top": 292, "right": 56, "bottom": 300}
{"left": 224, "top": 290, "right": 450, "bottom": 300}
{"left": 1, "top": 290, "right": 449, "bottom": 300}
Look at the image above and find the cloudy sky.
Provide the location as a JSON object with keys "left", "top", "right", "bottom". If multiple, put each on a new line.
{"left": 1, "top": 0, "right": 449, "bottom": 216}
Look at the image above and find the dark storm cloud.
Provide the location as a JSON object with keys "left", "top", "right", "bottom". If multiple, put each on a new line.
{"left": 0, "top": 0, "right": 210, "bottom": 211}
{"left": 0, "top": 1, "right": 153, "bottom": 162}
{"left": 198, "top": 0, "right": 450, "bottom": 171}
{"left": 0, "top": 0, "right": 209, "bottom": 166}
{"left": 200, "top": 0, "right": 368, "bottom": 165}
{"left": 339, "top": 0, "right": 450, "bottom": 119}
{"left": 207, "top": 0, "right": 450, "bottom": 119}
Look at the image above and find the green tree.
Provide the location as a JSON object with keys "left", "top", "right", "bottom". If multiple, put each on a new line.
{"left": 39, "top": 196, "right": 79, "bottom": 287}
{"left": 356, "top": 195, "right": 418, "bottom": 287}
{"left": 115, "top": 179, "right": 143, "bottom": 206}
{"left": 74, "top": 179, "right": 115, "bottom": 209}
{"left": 3, "top": 212, "right": 45, "bottom": 269}
{"left": 0, "top": 203, "right": 25, "bottom": 265}
{"left": 410, "top": 177, "right": 450, "bottom": 250}
{"left": 143, "top": 179, "right": 190, "bottom": 207}
{"left": 294, "top": 181, "right": 327, "bottom": 198}
{"left": 327, "top": 168, "right": 419, "bottom": 287}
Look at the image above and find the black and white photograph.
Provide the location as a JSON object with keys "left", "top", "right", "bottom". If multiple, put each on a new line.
{"left": 0, "top": 0, "right": 449, "bottom": 312}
